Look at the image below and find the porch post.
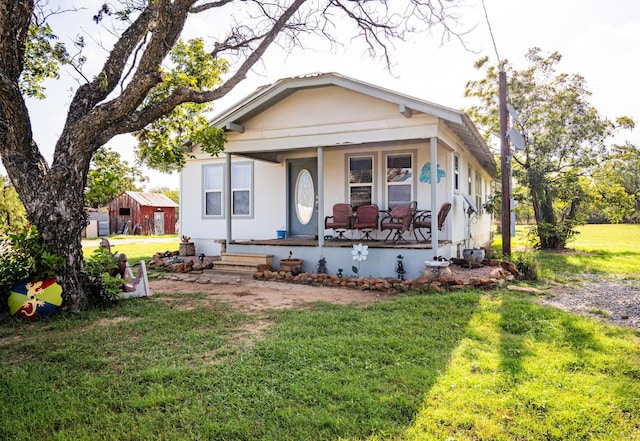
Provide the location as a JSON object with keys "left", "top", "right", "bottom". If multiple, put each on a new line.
{"left": 317, "top": 146, "right": 325, "bottom": 249}
{"left": 225, "top": 153, "right": 232, "bottom": 247}
{"left": 430, "top": 137, "right": 438, "bottom": 255}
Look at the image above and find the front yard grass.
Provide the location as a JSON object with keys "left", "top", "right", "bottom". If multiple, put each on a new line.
{"left": 1, "top": 226, "right": 638, "bottom": 439}
{"left": 1, "top": 289, "right": 639, "bottom": 440}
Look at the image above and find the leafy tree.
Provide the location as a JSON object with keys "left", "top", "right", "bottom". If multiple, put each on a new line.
{"left": 0, "top": 0, "right": 464, "bottom": 311}
{"left": 85, "top": 147, "right": 148, "bottom": 208}
{"left": 149, "top": 187, "right": 179, "bottom": 205}
{"left": 0, "top": 177, "right": 28, "bottom": 228}
{"left": 465, "top": 48, "right": 634, "bottom": 249}
{"left": 604, "top": 143, "right": 640, "bottom": 222}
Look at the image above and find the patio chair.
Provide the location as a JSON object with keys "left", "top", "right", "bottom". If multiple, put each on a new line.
{"left": 324, "top": 203, "right": 354, "bottom": 240}
{"left": 352, "top": 204, "right": 379, "bottom": 240}
{"left": 380, "top": 203, "right": 415, "bottom": 243}
{"left": 413, "top": 202, "right": 451, "bottom": 242}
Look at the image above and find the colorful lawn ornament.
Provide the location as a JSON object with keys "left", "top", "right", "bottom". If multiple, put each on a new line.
{"left": 8, "top": 278, "right": 63, "bottom": 320}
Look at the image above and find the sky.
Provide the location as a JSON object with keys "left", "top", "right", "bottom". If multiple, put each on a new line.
{"left": 24, "top": 0, "right": 640, "bottom": 191}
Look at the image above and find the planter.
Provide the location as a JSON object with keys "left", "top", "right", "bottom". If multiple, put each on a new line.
{"left": 279, "top": 258, "right": 303, "bottom": 274}
{"left": 277, "top": 230, "right": 287, "bottom": 239}
{"left": 179, "top": 242, "right": 196, "bottom": 256}
{"left": 463, "top": 248, "right": 485, "bottom": 265}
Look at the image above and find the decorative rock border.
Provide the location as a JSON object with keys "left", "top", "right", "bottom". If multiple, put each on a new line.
{"left": 253, "top": 261, "right": 518, "bottom": 295}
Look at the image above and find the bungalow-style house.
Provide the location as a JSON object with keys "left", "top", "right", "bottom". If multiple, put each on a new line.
{"left": 108, "top": 191, "right": 178, "bottom": 235}
{"left": 179, "top": 73, "right": 496, "bottom": 279}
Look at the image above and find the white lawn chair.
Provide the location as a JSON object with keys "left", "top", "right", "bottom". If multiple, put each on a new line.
{"left": 120, "top": 260, "right": 150, "bottom": 299}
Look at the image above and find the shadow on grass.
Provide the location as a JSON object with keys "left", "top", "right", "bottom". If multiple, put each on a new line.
{"left": 0, "top": 291, "right": 481, "bottom": 440}
{"left": 498, "top": 295, "right": 603, "bottom": 380}
{"left": 200, "top": 292, "right": 482, "bottom": 440}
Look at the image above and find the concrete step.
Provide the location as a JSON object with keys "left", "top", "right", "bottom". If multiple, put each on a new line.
{"left": 220, "top": 252, "right": 273, "bottom": 265}
{"left": 209, "top": 261, "right": 260, "bottom": 273}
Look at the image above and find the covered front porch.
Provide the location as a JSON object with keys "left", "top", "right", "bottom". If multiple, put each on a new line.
{"left": 227, "top": 236, "right": 454, "bottom": 279}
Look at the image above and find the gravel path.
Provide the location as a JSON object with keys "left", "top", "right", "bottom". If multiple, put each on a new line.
{"left": 541, "top": 274, "right": 640, "bottom": 330}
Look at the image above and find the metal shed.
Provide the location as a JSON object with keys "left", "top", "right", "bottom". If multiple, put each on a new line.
{"left": 108, "top": 191, "right": 178, "bottom": 235}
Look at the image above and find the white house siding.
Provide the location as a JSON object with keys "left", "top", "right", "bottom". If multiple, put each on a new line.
{"left": 180, "top": 155, "right": 287, "bottom": 255}
{"left": 180, "top": 75, "right": 496, "bottom": 265}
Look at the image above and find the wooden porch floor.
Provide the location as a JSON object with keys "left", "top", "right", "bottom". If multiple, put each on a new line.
{"left": 232, "top": 237, "right": 451, "bottom": 249}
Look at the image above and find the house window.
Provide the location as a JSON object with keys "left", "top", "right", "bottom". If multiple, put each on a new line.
{"left": 119, "top": 208, "right": 131, "bottom": 216}
{"left": 454, "top": 155, "right": 460, "bottom": 192}
{"left": 348, "top": 156, "right": 373, "bottom": 208}
{"left": 203, "top": 162, "right": 253, "bottom": 217}
{"left": 204, "top": 165, "right": 223, "bottom": 216}
{"left": 386, "top": 153, "right": 413, "bottom": 209}
{"left": 468, "top": 165, "right": 472, "bottom": 195}
{"left": 475, "top": 171, "right": 483, "bottom": 214}
{"left": 232, "top": 163, "right": 252, "bottom": 216}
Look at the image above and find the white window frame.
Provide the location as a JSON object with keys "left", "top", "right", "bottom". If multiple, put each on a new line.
{"left": 203, "top": 164, "right": 224, "bottom": 218}
{"left": 475, "top": 170, "right": 482, "bottom": 215}
{"left": 231, "top": 162, "right": 253, "bottom": 217}
{"left": 347, "top": 154, "right": 375, "bottom": 208}
{"left": 384, "top": 152, "right": 414, "bottom": 209}
{"left": 202, "top": 161, "right": 254, "bottom": 218}
{"left": 454, "top": 155, "right": 460, "bottom": 193}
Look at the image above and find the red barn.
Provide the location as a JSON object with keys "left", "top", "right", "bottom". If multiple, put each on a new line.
{"left": 108, "top": 191, "right": 178, "bottom": 235}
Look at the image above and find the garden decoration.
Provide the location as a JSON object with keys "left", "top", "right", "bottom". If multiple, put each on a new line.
{"left": 8, "top": 278, "right": 63, "bottom": 320}
{"left": 395, "top": 254, "right": 405, "bottom": 280}
{"left": 351, "top": 243, "right": 368, "bottom": 275}
{"left": 317, "top": 257, "right": 328, "bottom": 274}
{"left": 419, "top": 162, "right": 446, "bottom": 184}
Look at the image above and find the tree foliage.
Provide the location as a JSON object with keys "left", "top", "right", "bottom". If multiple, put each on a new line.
{"left": 85, "top": 148, "right": 148, "bottom": 208}
{"left": 587, "top": 142, "right": 640, "bottom": 223}
{"left": 465, "top": 48, "right": 634, "bottom": 248}
{"left": 1, "top": 0, "right": 465, "bottom": 311}
{"left": 0, "top": 177, "right": 28, "bottom": 228}
{"left": 135, "top": 38, "right": 228, "bottom": 172}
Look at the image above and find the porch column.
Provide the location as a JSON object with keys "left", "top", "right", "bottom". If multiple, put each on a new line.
{"left": 225, "top": 153, "right": 232, "bottom": 247}
{"left": 317, "top": 146, "right": 325, "bottom": 249}
{"left": 430, "top": 137, "right": 439, "bottom": 254}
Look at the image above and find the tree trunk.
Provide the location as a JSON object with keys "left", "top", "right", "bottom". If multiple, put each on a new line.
{"left": 528, "top": 167, "right": 563, "bottom": 249}
{"left": 30, "top": 182, "right": 88, "bottom": 311}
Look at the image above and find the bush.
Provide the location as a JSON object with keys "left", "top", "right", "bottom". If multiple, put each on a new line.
{"left": 0, "top": 224, "right": 64, "bottom": 310}
{"left": 81, "top": 248, "right": 124, "bottom": 307}
{"left": 509, "top": 250, "right": 541, "bottom": 281}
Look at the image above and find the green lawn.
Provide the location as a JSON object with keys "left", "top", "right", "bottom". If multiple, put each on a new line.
{"left": 0, "top": 226, "right": 638, "bottom": 440}
{"left": 82, "top": 235, "right": 179, "bottom": 265}
{"left": 496, "top": 224, "right": 640, "bottom": 281}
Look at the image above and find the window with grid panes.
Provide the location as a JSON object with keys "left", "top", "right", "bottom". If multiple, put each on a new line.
{"left": 386, "top": 154, "right": 412, "bottom": 209}
{"left": 348, "top": 156, "right": 373, "bottom": 208}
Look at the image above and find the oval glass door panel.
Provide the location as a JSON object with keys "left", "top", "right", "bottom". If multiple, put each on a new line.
{"left": 295, "top": 169, "right": 314, "bottom": 225}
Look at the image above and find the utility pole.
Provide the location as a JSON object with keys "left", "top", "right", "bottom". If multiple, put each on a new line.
{"left": 499, "top": 68, "right": 511, "bottom": 256}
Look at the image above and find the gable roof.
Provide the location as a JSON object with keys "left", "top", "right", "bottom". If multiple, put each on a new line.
{"left": 211, "top": 72, "right": 496, "bottom": 175}
{"left": 124, "top": 191, "right": 178, "bottom": 208}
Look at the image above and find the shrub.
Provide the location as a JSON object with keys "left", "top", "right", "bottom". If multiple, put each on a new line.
{"left": 0, "top": 224, "right": 64, "bottom": 310}
{"left": 81, "top": 248, "right": 124, "bottom": 307}
{"left": 509, "top": 250, "right": 541, "bottom": 281}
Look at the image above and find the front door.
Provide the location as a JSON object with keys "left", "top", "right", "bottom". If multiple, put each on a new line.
{"left": 154, "top": 211, "right": 165, "bottom": 235}
{"left": 288, "top": 158, "right": 318, "bottom": 237}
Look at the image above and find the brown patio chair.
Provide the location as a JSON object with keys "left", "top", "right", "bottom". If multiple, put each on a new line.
{"left": 324, "top": 203, "right": 354, "bottom": 240}
{"left": 413, "top": 202, "right": 451, "bottom": 242}
{"left": 380, "top": 204, "right": 414, "bottom": 243}
{"left": 352, "top": 204, "right": 379, "bottom": 240}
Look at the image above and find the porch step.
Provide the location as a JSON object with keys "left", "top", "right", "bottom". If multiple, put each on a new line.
{"left": 210, "top": 252, "right": 273, "bottom": 273}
